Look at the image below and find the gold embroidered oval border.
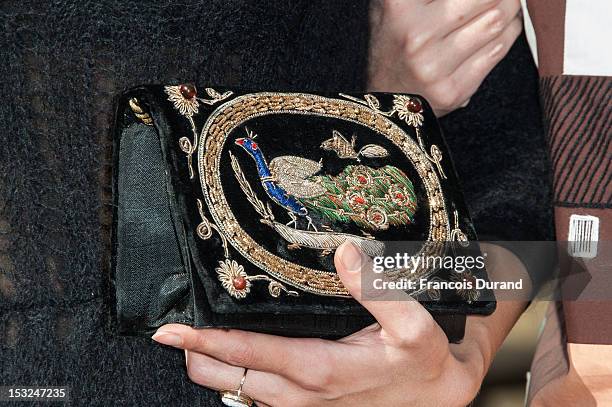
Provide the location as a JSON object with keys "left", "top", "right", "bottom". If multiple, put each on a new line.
{"left": 197, "top": 93, "right": 450, "bottom": 297}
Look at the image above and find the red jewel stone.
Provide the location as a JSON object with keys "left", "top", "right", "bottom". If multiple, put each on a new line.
{"left": 358, "top": 176, "right": 367, "bottom": 184}
{"left": 251, "top": 142, "right": 258, "bottom": 150}
{"left": 354, "top": 196, "right": 365, "bottom": 204}
{"left": 373, "top": 214, "right": 382, "bottom": 222}
{"left": 396, "top": 193, "right": 404, "bottom": 199}
{"left": 232, "top": 276, "right": 247, "bottom": 290}
{"left": 179, "top": 83, "right": 197, "bottom": 99}
{"left": 406, "top": 98, "right": 422, "bottom": 113}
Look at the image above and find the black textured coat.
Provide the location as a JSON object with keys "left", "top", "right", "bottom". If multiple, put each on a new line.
{"left": 0, "top": 1, "right": 553, "bottom": 405}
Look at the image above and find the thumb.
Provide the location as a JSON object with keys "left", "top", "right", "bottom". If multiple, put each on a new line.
{"left": 334, "top": 242, "right": 440, "bottom": 343}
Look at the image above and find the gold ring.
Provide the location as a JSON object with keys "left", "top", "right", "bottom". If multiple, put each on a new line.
{"left": 220, "top": 368, "right": 254, "bottom": 407}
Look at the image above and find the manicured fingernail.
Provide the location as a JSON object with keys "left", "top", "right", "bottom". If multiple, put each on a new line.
{"left": 152, "top": 330, "right": 183, "bottom": 347}
{"left": 340, "top": 242, "right": 364, "bottom": 273}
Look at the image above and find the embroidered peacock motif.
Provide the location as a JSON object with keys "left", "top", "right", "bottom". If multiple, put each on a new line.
{"left": 234, "top": 131, "right": 418, "bottom": 232}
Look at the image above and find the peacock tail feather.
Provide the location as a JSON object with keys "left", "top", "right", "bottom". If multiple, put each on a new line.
{"left": 298, "top": 165, "right": 418, "bottom": 230}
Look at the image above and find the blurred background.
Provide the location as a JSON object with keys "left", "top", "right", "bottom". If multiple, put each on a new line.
{"left": 474, "top": 301, "right": 548, "bottom": 407}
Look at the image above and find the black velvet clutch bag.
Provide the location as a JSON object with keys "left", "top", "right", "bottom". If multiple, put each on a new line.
{"left": 111, "top": 85, "right": 495, "bottom": 343}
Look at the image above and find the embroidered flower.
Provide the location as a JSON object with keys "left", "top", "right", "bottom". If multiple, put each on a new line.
{"left": 393, "top": 95, "right": 424, "bottom": 127}
{"left": 451, "top": 271, "right": 480, "bottom": 303}
{"left": 216, "top": 259, "right": 251, "bottom": 299}
{"left": 165, "top": 84, "right": 199, "bottom": 116}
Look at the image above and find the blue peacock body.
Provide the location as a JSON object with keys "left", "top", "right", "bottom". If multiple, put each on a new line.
{"left": 235, "top": 137, "right": 417, "bottom": 231}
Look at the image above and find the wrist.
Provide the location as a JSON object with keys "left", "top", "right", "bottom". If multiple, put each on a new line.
{"left": 459, "top": 317, "right": 496, "bottom": 381}
{"left": 435, "top": 341, "right": 485, "bottom": 407}
{"left": 438, "top": 317, "right": 500, "bottom": 406}
{"left": 455, "top": 329, "right": 490, "bottom": 383}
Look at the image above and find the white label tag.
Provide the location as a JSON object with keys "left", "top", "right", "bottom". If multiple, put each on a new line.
{"left": 568, "top": 214, "right": 599, "bottom": 259}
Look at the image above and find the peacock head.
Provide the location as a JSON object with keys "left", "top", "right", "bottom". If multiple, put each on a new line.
{"left": 234, "top": 136, "right": 260, "bottom": 156}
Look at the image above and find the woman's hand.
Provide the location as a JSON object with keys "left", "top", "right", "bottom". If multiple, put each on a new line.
{"left": 152, "top": 242, "right": 491, "bottom": 407}
{"left": 368, "top": 0, "right": 523, "bottom": 116}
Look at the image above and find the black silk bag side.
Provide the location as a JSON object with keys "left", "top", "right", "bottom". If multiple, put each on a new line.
{"left": 111, "top": 85, "right": 496, "bottom": 343}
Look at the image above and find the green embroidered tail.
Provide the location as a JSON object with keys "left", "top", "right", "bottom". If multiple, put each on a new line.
{"left": 299, "top": 165, "right": 417, "bottom": 230}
